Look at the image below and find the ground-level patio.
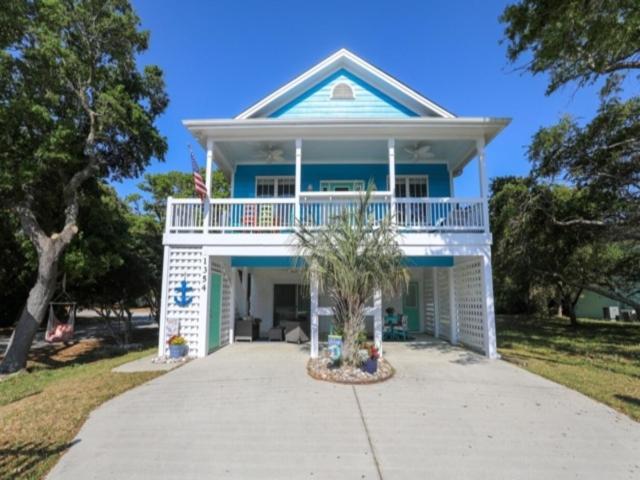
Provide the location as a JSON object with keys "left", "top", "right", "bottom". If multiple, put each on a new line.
{"left": 48, "top": 339, "right": 640, "bottom": 480}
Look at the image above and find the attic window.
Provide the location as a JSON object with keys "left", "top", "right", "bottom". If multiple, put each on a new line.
{"left": 331, "top": 82, "right": 355, "bottom": 100}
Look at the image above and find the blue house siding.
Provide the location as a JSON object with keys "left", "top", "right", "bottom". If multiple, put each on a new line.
{"left": 233, "top": 163, "right": 451, "bottom": 198}
{"left": 233, "top": 164, "right": 295, "bottom": 197}
{"left": 396, "top": 164, "right": 451, "bottom": 197}
{"left": 270, "top": 69, "right": 418, "bottom": 119}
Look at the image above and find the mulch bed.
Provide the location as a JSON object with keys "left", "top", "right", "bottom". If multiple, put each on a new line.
{"left": 307, "top": 356, "right": 394, "bottom": 384}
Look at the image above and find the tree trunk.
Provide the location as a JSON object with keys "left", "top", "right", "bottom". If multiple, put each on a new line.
{"left": 123, "top": 308, "right": 133, "bottom": 346}
{"left": 341, "top": 303, "right": 366, "bottom": 366}
{"left": 561, "top": 296, "right": 579, "bottom": 327}
{"left": 0, "top": 246, "right": 59, "bottom": 373}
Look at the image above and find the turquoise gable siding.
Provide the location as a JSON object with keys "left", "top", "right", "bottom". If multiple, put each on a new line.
{"left": 270, "top": 69, "right": 418, "bottom": 119}
{"left": 233, "top": 163, "right": 451, "bottom": 198}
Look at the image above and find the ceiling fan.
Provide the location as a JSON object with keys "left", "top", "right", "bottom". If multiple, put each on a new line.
{"left": 255, "top": 143, "right": 285, "bottom": 163}
{"left": 403, "top": 142, "right": 434, "bottom": 161}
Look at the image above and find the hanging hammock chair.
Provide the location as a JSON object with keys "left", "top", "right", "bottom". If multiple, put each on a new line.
{"left": 45, "top": 286, "right": 77, "bottom": 343}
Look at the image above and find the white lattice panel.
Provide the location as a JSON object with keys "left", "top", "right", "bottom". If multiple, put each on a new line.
{"left": 165, "top": 247, "right": 205, "bottom": 356}
{"left": 423, "top": 268, "right": 435, "bottom": 334}
{"left": 453, "top": 259, "right": 485, "bottom": 351}
{"left": 436, "top": 268, "right": 451, "bottom": 341}
{"left": 211, "top": 259, "right": 232, "bottom": 347}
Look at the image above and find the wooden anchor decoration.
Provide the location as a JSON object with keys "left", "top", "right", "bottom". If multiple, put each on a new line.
{"left": 174, "top": 279, "right": 194, "bottom": 307}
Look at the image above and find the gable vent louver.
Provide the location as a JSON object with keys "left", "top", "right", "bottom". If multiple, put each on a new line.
{"left": 331, "top": 82, "right": 355, "bottom": 100}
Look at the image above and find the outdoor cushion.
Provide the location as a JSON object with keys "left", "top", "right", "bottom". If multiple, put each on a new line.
{"left": 285, "top": 326, "right": 309, "bottom": 344}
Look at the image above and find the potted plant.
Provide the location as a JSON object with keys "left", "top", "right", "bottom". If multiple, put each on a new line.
{"left": 168, "top": 335, "right": 188, "bottom": 358}
{"left": 362, "top": 343, "right": 380, "bottom": 374}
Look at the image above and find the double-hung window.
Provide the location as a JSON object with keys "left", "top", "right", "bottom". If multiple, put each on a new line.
{"left": 256, "top": 177, "right": 295, "bottom": 197}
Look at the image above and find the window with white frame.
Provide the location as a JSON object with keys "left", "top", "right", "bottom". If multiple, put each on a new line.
{"left": 256, "top": 177, "right": 295, "bottom": 197}
{"left": 394, "top": 176, "right": 428, "bottom": 197}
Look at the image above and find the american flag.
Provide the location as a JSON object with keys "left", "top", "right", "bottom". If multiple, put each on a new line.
{"left": 189, "top": 145, "right": 207, "bottom": 200}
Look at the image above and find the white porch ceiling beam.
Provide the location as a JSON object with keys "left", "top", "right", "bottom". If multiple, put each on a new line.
{"left": 185, "top": 118, "right": 510, "bottom": 144}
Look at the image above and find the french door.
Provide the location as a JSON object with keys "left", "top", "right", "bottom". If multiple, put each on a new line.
{"left": 395, "top": 176, "right": 428, "bottom": 227}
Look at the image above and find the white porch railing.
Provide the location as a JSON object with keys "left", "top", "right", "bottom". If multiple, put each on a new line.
{"left": 165, "top": 195, "right": 486, "bottom": 234}
{"left": 166, "top": 198, "right": 296, "bottom": 233}
{"left": 394, "top": 197, "right": 485, "bottom": 232}
{"left": 299, "top": 191, "right": 392, "bottom": 229}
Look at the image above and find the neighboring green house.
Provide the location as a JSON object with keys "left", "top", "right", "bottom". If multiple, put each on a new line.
{"left": 575, "top": 290, "right": 637, "bottom": 319}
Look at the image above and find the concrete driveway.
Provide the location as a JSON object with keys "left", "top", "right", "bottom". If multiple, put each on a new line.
{"left": 48, "top": 339, "right": 640, "bottom": 480}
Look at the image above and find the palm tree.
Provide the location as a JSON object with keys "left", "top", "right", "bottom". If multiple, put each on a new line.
{"left": 295, "top": 185, "right": 408, "bottom": 366}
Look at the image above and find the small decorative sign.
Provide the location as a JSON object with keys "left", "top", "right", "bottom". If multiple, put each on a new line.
{"left": 174, "top": 279, "right": 194, "bottom": 307}
{"left": 327, "top": 335, "right": 342, "bottom": 362}
{"left": 165, "top": 318, "right": 179, "bottom": 337}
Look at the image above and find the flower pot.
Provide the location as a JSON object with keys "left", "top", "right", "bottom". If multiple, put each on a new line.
{"left": 363, "top": 358, "right": 378, "bottom": 374}
{"left": 169, "top": 344, "right": 188, "bottom": 358}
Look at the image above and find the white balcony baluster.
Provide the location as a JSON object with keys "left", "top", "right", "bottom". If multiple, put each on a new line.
{"left": 166, "top": 195, "right": 485, "bottom": 234}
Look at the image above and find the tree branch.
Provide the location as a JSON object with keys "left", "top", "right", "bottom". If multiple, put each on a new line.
{"left": 13, "top": 199, "right": 49, "bottom": 253}
{"left": 551, "top": 217, "right": 606, "bottom": 227}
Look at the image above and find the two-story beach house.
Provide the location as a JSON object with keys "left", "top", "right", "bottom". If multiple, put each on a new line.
{"left": 159, "top": 49, "right": 509, "bottom": 360}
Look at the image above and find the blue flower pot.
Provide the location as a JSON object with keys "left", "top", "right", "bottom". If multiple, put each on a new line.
{"left": 169, "top": 344, "right": 188, "bottom": 358}
{"left": 363, "top": 358, "right": 378, "bottom": 374}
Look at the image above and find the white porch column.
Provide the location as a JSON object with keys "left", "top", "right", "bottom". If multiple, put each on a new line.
{"left": 310, "top": 272, "right": 319, "bottom": 358}
{"left": 448, "top": 267, "right": 458, "bottom": 344}
{"left": 373, "top": 289, "right": 383, "bottom": 356}
{"left": 205, "top": 138, "right": 214, "bottom": 196}
{"left": 388, "top": 138, "right": 396, "bottom": 218}
{"left": 481, "top": 248, "right": 498, "bottom": 358}
{"left": 476, "top": 137, "right": 490, "bottom": 234}
{"left": 432, "top": 268, "right": 440, "bottom": 338}
{"left": 229, "top": 267, "right": 237, "bottom": 344}
{"left": 198, "top": 251, "right": 209, "bottom": 357}
{"left": 295, "top": 139, "right": 302, "bottom": 223}
{"left": 202, "top": 140, "right": 214, "bottom": 234}
{"left": 157, "top": 245, "right": 170, "bottom": 357}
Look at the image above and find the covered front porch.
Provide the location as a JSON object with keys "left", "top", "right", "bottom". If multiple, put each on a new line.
{"left": 200, "top": 254, "right": 496, "bottom": 359}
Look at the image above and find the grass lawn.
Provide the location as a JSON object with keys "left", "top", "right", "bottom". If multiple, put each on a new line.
{"left": 0, "top": 340, "right": 165, "bottom": 479}
{"left": 497, "top": 315, "right": 640, "bottom": 422}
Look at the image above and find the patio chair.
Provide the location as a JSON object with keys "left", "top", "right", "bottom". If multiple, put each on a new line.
{"left": 234, "top": 317, "right": 260, "bottom": 342}
{"left": 258, "top": 204, "right": 274, "bottom": 228}
{"left": 383, "top": 314, "right": 397, "bottom": 340}
{"left": 242, "top": 204, "right": 257, "bottom": 229}
{"left": 393, "top": 314, "right": 409, "bottom": 341}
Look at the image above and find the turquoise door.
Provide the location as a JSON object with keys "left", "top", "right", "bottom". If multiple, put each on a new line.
{"left": 403, "top": 282, "right": 420, "bottom": 332}
{"left": 208, "top": 272, "right": 221, "bottom": 351}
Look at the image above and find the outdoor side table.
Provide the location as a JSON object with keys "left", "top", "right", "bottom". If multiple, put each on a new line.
{"left": 267, "top": 326, "right": 285, "bottom": 341}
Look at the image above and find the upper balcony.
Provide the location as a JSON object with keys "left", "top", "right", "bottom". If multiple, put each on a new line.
{"left": 167, "top": 121, "right": 508, "bottom": 243}
{"left": 166, "top": 193, "right": 486, "bottom": 234}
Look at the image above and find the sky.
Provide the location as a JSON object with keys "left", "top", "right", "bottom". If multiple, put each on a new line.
{"left": 117, "top": 0, "right": 603, "bottom": 198}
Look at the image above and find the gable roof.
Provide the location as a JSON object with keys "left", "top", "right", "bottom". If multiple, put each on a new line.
{"left": 236, "top": 49, "right": 455, "bottom": 119}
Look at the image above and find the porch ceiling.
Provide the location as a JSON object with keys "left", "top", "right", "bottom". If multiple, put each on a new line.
{"left": 213, "top": 138, "right": 478, "bottom": 172}
{"left": 185, "top": 117, "right": 509, "bottom": 175}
